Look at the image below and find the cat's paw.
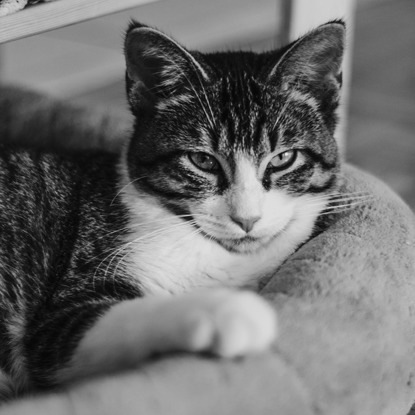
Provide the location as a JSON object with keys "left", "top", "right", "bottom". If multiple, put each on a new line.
{"left": 176, "top": 290, "right": 277, "bottom": 358}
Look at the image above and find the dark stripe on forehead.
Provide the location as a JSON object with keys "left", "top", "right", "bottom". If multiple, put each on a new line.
{"left": 218, "top": 76, "right": 268, "bottom": 154}
{"left": 252, "top": 113, "right": 268, "bottom": 156}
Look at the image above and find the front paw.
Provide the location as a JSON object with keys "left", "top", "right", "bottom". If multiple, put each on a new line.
{"left": 176, "top": 290, "right": 277, "bottom": 358}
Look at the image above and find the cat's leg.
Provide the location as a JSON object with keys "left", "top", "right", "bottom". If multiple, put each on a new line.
{"left": 57, "top": 290, "right": 277, "bottom": 384}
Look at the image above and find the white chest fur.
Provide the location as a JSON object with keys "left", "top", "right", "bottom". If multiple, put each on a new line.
{"left": 119, "top": 187, "right": 317, "bottom": 296}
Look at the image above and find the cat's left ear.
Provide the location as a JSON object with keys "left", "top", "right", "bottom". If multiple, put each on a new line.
{"left": 265, "top": 20, "right": 345, "bottom": 104}
{"left": 124, "top": 21, "right": 210, "bottom": 112}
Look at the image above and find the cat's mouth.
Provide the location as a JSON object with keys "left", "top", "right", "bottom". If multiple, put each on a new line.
{"left": 214, "top": 234, "right": 276, "bottom": 254}
{"left": 196, "top": 225, "right": 267, "bottom": 253}
{"left": 192, "top": 215, "right": 293, "bottom": 254}
{"left": 209, "top": 217, "right": 295, "bottom": 254}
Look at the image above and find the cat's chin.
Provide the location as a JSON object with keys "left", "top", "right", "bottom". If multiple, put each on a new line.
{"left": 215, "top": 235, "right": 276, "bottom": 254}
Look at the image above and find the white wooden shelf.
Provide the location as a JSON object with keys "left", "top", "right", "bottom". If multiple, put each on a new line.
{"left": 0, "top": 0, "right": 160, "bottom": 44}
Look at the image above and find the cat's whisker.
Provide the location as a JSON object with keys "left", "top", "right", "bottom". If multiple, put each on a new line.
{"left": 176, "top": 71, "right": 216, "bottom": 132}
{"left": 293, "top": 195, "right": 374, "bottom": 222}
{"left": 145, "top": 81, "right": 178, "bottom": 97}
{"left": 304, "top": 197, "right": 371, "bottom": 209}
{"left": 303, "top": 190, "right": 371, "bottom": 203}
{"left": 193, "top": 216, "right": 224, "bottom": 229}
{"left": 183, "top": 75, "right": 216, "bottom": 131}
{"left": 321, "top": 200, "right": 372, "bottom": 212}
{"left": 192, "top": 71, "right": 216, "bottom": 131}
{"left": 111, "top": 220, "right": 202, "bottom": 279}
{"left": 271, "top": 99, "right": 290, "bottom": 132}
{"left": 156, "top": 222, "right": 203, "bottom": 254}
{"left": 151, "top": 50, "right": 217, "bottom": 132}
{"left": 130, "top": 220, "right": 200, "bottom": 256}
{"left": 289, "top": 193, "right": 369, "bottom": 217}
{"left": 126, "top": 213, "right": 204, "bottom": 230}
{"left": 271, "top": 76, "right": 308, "bottom": 132}
{"left": 328, "top": 197, "right": 374, "bottom": 207}
{"left": 327, "top": 190, "right": 372, "bottom": 198}
{"left": 89, "top": 214, "right": 214, "bottom": 267}
{"left": 299, "top": 199, "right": 371, "bottom": 219}
{"left": 318, "top": 208, "right": 359, "bottom": 217}
{"left": 327, "top": 193, "right": 375, "bottom": 205}
{"left": 304, "top": 193, "right": 373, "bottom": 209}
{"left": 295, "top": 199, "right": 329, "bottom": 212}
{"left": 110, "top": 176, "right": 149, "bottom": 206}
{"left": 99, "top": 219, "right": 202, "bottom": 282}
{"left": 88, "top": 227, "right": 133, "bottom": 250}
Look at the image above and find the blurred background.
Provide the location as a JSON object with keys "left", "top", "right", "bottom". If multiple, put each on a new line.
{"left": 0, "top": 0, "right": 414, "bottom": 208}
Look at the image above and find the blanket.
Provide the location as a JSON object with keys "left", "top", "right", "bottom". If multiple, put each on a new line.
{"left": 1, "top": 86, "right": 415, "bottom": 415}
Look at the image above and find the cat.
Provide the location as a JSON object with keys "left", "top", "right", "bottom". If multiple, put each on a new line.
{"left": 0, "top": 19, "right": 344, "bottom": 399}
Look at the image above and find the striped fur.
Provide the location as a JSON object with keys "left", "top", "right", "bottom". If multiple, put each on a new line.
{"left": 0, "top": 21, "right": 345, "bottom": 398}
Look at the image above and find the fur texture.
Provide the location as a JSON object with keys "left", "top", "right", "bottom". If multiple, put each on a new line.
{"left": 0, "top": 20, "right": 345, "bottom": 399}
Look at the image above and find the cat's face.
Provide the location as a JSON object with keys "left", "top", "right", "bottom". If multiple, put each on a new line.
{"left": 124, "top": 21, "right": 344, "bottom": 254}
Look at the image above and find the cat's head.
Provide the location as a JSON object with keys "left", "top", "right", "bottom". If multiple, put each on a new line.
{"left": 123, "top": 21, "right": 344, "bottom": 254}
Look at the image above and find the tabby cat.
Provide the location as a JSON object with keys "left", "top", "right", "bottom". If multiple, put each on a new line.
{"left": 0, "top": 20, "right": 344, "bottom": 398}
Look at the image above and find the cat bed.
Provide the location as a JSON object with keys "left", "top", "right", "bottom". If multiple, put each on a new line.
{"left": 1, "top": 85, "right": 415, "bottom": 415}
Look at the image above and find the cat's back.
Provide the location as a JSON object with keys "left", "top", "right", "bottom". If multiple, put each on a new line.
{"left": 0, "top": 144, "right": 118, "bottom": 199}
{"left": 0, "top": 144, "right": 124, "bottom": 284}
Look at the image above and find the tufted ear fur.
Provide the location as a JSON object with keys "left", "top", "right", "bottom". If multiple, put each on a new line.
{"left": 266, "top": 21, "right": 345, "bottom": 109}
{"left": 124, "top": 21, "right": 210, "bottom": 113}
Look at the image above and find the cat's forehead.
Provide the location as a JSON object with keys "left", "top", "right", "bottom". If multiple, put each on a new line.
{"left": 206, "top": 71, "right": 270, "bottom": 157}
{"left": 218, "top": 72, "right": 263, "bottom": 105}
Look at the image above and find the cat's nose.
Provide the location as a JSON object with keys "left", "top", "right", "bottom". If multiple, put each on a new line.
{"left": 231, "top": 215, "right": 260, "bottom": 233}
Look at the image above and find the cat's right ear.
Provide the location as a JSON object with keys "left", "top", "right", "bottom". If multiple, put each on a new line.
{"left": 124, "top": 21, "right": 210, "bottom": 113}
{"left": 263, "top": 21, "right": 345, "bottom": 110}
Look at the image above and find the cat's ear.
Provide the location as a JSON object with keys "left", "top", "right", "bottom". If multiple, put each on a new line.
{"left": 124, "top": 21, "right": 210, "bottom": 111}
{"left": 265, "top": 20, "right": 345, "bottom": 105}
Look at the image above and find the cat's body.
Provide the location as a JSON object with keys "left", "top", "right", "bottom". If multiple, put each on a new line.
{"left": 0, "top": 20, "right": 345, "bottom": 399}
{"left": 0, "top": 146, "right": 280, "bottom": 394}
{"left": 0, "top": 149, "right": 138, "bottom": 393}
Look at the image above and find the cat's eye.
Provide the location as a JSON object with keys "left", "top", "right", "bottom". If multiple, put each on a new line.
{"left": 189, "top": 152, "right": 220, "bottom": 173}
{"left": 267, "top": 150, "right": 297, "bottom": 171}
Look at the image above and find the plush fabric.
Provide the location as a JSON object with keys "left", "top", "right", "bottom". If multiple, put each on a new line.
{"left": 0, "top": 85, "right": 415, "bottom": 415}
{"left": 0, "top": 0, "right": 55, "bottom": 17}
